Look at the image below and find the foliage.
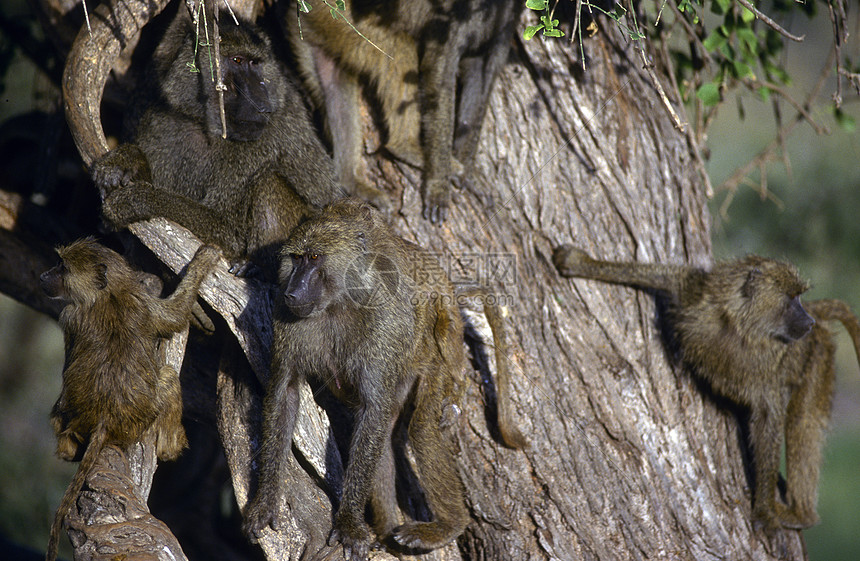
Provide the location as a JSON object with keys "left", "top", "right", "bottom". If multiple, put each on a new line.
{"left": 524, "top": 0, "right": 857, "bottom": 206}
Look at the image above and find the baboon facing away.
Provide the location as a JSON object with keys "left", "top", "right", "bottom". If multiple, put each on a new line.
{"left": 288, "top": 0, "right": 520, "bottom": 223}
{"left": 243, "top": 199, "right": 525, "bottom": 559}
{"left": 41, "top": 239, "right": 220, "bottom": 561}
{"left": 553, "top": 245, "right": 860, "bottom": 531}
{"left": 92, "top": 10, "right": 386, "bottom": 278}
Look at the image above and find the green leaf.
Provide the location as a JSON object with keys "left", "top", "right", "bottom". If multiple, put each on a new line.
{"left": 764, "top": 61, "right": 791, "bottom": 85}
{"left": 740, "top": 5, "right": 756, "bottom": 23}
{"left": 702, "top": 29, "right": 727, "bottom": 52}
{"left": 297, "top": 0, "right": 311, "bottom": 13}
{"left": 608, "top": 5, "right": 627, "bottom": 21}
{"left": 731, "top": 60, "right": 754, "bottom": 80}
{"left": 737, "top": 28, "right": 758, "bottom": 55}
{"left": 835, "top": 108, "right": 857, "bottom": 132}
{"left": 544, "top": 28, "right": 565, "bottom": 37}
{"left": 757, "top": 86, "right": 771, "bottom": 102}
{"left": 540, "top": 15, "right": 560, "bottom": 27}
{"left": 336, "top": 0, "right": 345, "bottom": 10}
{"left": 711, "top": 0, "right": 731, "bottom": 15}
{"left": 697, "top": 82, "right": 721, "bottom": 106}
{"left": 524, "top": 25, "right": 544, "bottom": 41}
{"left": 525, "top": 0, "right": 547, "bottom": 10}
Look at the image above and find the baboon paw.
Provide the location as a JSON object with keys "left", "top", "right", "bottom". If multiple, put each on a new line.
{"left": 92, "top": 145, "right": 151, "bottom": 197}
{"left": 776, "top": 503, "right": 819, "bottom": 529}
{"left": 228, "top": 258, "right": 260, "bottom": 278}
{"left": 421, "top": 180, "right": 451, "bottom": 224}
{"left": 552, "top": 245, "right": 592, "bottom": 276}
{"left": 241, "top": 502, "right": 279, "bottom": 543}
{"left": 751, "top": 509, "right": 782, "bottom": 535}
{"left": 192, "top": 244, "right": 222, "bottom": 269}
{"left": 391, "top": 521, "right": 457, "bottom": 551}
{"left": 328, "top": 527, "right": 370, "bottom": 561}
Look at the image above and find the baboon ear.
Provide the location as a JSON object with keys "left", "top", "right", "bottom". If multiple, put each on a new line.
{"left": 359, "top": 203, "right": 374, "bottom": 223}
{"left": 95, "top": 263, "right": 109, "bottom": 290}
{"left": 741, "top": 268, "right": 763, "bottom": 298}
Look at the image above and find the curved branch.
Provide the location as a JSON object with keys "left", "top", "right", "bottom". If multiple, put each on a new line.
{"left": 62, "top": 0, "right": 171, "bottom": 167}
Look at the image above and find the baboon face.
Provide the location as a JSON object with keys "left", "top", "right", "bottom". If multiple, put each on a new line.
{"left": 281, "top": 251, "right": 329, "bottom": 318}
{"left": 41, "top": 240, "right": 114, "bottom": 303}
{"left": 222, "top": 50, "right": 273, "bottom": 141}
{"left": 279, "top": 201, "right": 375, "bottom": 318}
{"left": 40, "top": 262, "right": 70, "bottom": 300}
{"left": 735, "top": 258, "right": 815, "bottom": 344}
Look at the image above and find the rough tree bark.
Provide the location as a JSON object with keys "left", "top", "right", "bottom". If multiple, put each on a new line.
{"left": 2, "top": 0, "right": 811, "bottom": 559}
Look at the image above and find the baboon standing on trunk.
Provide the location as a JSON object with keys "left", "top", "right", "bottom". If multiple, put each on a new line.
{"left": 244, "top": 199, "right": 525, "bottom": 559}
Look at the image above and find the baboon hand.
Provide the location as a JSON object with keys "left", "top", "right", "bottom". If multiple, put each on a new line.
{"left": 91, "top": 144, "right": 152, "bottom": 199}
{"left": 242, "top": 498, "right": 280, "bottom": 543}
{"left": 328, "top": 521, "right": 371, "bottom": 561}
{"left": 422, "top": 178, "right": 451, "bottom": 224}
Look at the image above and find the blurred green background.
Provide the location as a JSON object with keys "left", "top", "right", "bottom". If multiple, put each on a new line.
{"left": 1, "top": 2, "right": 858, "bottom": 559}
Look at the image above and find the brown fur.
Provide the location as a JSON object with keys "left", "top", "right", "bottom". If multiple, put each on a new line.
{"left": 41, "top": 239, "right": 219, "bottom": 561}
{"left": 92, "top": 11, "right": 387, "bottom": 278}
{"left": 287, "top": 0, "right": 520, "bottom": 223}
{"left": 553, "top": 245, "right": 860, "bottom": 530}
{"left": 243, "top": 199, "right": 524, "bottom": 559}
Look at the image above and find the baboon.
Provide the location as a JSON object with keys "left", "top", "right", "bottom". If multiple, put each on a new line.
{"left": 553, "top": 245, "right": 860, "bottom": 530}
{"left": 243, "top": 199, "right": 525, "bottom": 559}
{"left": 92, "top": 10, "right": 387, "bottom": 278}
{"left": 41, "top": 239, "right": 220, "bottom": 561}
{"left": 288, "top": 0, "right": 520, "bottom": 223}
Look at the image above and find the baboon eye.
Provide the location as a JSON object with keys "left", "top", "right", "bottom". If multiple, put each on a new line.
{"left": 310, "top": 254, "right": 319, "bottom": 260}
{"left": 232, "top": 56, "right": 244, "bottom": 65}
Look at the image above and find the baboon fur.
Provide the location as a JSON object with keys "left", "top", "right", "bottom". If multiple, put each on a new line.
{"left": 553, "top": 244, "right": 860, "bottom": 531}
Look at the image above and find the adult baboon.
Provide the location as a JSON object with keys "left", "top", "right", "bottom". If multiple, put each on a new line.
{"left": 553, "top": 245, "right": 860, "bottom": 530}
{"left": 244, "top": 199, "right": 525, "bottom": 559}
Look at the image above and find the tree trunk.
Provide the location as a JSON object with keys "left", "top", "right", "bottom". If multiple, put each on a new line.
{"left": 8, "top": 1, "right": 811, "bottom": 559}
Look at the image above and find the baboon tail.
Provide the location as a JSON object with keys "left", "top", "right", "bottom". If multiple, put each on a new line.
{"left": 807, "top": 299, "right": 860, "bottom": 372}
{"left": 459, "top": 287, "right": 527, "bottom": 449}
{"left": 46, "top": 426, "right": 107, "bottom": 561}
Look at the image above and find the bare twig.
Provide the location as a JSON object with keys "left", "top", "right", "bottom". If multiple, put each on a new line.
{"left": 659, "top": 37, "right": 713, "bottom": 197}
{"left": 827, "top": 0, "right": 850, "bottom": 107}
{"left": 212, "top": 9, "right": 228, "bottom": 139}
{"left": 736, "top": 0, "right": 805, "bottom": 42}
{"left": 742, "top": 78, "right": 830, "bottom": 136}
{"left": 716, "top": 47, "right": 837, "bottom": 210}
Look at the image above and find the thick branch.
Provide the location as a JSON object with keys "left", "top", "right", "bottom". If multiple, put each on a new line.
{"left": 62, "top": 0, "right": 172, "bottom": 167}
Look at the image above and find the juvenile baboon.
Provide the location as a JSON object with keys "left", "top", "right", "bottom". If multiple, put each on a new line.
{"left": 288, "top": 0, "right": 520, "bottom": 223}
{"left": 243, "top": 199, "right": 525, "bottom": 559}
{"left": 41, "top": 238, "right": 220, "bottom": 561}
{"left": 92, "top": 10, "right": 387, "bottom": 278}
{"left": 553, "top": 245, "right": 860, "bottom": 530}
